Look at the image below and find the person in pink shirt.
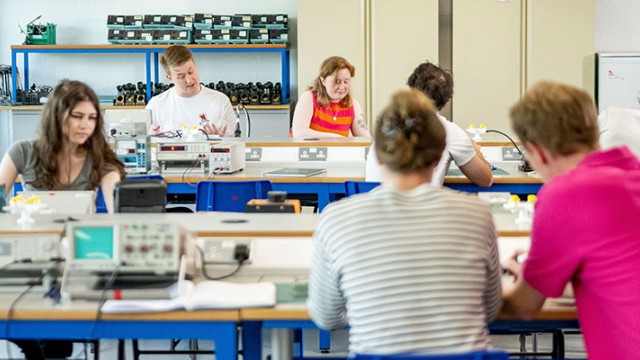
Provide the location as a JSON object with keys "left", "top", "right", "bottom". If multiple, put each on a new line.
{"left": 501, "top": 81, "right": 640, "bottom": 360}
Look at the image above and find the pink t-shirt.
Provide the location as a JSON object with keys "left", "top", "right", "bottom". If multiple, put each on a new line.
{"left": 523, "top": 146, "right": 640, "bottom": 360}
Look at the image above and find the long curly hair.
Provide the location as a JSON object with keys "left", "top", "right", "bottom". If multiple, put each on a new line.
{"left": 32, "top": 80, "right": 124, "bottom": 189}
{"left": 308, "top": 56, "right": 355, "bottom": 108}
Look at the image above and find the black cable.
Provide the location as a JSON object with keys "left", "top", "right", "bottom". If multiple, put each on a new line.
{"left": 5, "top": 260, "right": 62, "bottom": 360}
{"left": 198, "top": 128, "right": 211, "bottom": 140}
{"left": 240, "top": 104, "right": 251, "bottom": 138}
{"left": 486, "top": 129, "right": 523, "bottom": 155}
{"left": 486, "top": 129, "right": 533, "bottom": 172}
{"left": 181, "top": 156, "right": 204, "bottom": 187}
{"left": 197, "top": 247, "right": 245, "bottom": 280}
{"left": 88, "top": 263, "right": 121, "bottom": 342}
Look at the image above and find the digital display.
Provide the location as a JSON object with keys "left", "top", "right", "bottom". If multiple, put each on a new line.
{"left": 73, "top": 226, "right": 114, "bottom": 260}
{"left": 211, "top": 148, "right": 230, "bottom": 153}
{"left": 160, "top": 145, "right": 186, "bottom": 152}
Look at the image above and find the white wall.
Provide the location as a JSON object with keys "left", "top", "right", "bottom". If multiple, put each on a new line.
{"left": 0, "top": 0, "right": 298, "bottom": 99}
{"left": 596, "top": 0, "right": 640, "bottom": 52}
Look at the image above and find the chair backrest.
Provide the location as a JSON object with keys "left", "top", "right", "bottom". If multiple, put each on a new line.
{"left": 345, "top": 181, "right": 381, "bottom": 197}
{"left": 196, "top": 180, "right": 273, "bottom": 212}
{"left": 354, "top": 349, "right": 509, "bottom": 360}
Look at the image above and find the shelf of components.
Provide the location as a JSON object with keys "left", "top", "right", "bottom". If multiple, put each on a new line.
{"left": 10, "top": 44, "right": 290, "bottom": 104}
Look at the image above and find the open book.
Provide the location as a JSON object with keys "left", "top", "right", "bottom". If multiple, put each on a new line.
{"left": 101, "top": 280, "right": 276, "bottom": 313}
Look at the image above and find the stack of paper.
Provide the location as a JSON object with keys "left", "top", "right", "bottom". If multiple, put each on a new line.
{"left": 102, "top": 280, "right": 276, "bottom": 313}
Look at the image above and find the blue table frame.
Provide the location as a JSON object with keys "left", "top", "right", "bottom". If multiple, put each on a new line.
{"left": 166, "top": 181, "right": 542, "bottom": 212}
{"left": 240, "top": 319, "right": 580, "bottom": 360}
{"left": 0, "top": 319, "right": 239, "bottom": 360}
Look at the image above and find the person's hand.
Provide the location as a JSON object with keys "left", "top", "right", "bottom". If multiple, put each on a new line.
{"left": 150, "top": 124, "right": 162, "bottom": 135}
{"left": 203, "top": 122, "right": 228, "bottom": 136}
{"left": 502, "top": 248, "right": 528, "bottom": 282}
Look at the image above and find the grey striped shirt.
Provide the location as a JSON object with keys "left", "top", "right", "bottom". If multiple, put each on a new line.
{"left": 308, "top": 184, "right": 502, "bottom": 355}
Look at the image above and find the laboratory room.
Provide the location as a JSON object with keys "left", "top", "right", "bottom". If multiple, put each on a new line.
{"left": 0, "top": 0, "right": 639, "bottom": 359}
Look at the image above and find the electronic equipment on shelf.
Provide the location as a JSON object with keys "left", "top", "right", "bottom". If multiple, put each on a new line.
{"left": 104, "top": 109, "right": 153, "bottom": 174}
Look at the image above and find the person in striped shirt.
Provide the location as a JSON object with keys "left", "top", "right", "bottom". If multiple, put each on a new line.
{"left": 291, "top": 56, "right": 370, "bottom": 137}
{"left": 308, "top": 88, "right": 502, "bottom": 355}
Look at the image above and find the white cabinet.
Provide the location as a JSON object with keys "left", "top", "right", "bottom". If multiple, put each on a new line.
{"left": 297, "top": 0, "right": 439, "bottom": 126}
{"left": 452, "top": 0, "right": 595, "bottom": 135}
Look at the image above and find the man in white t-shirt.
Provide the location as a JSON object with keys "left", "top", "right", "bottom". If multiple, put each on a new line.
{"left": 365, "top": 61, "right": 493, "bottom": 186}
{"left": 146, "top": 45, "right": 235, "bottom": 136}
{"left": 598, "top": 107, "right": 640, "bottom": 157}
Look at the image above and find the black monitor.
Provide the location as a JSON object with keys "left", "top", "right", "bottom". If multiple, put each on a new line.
{"left": 114, "top": 178, "right": 166, "bottom": 213}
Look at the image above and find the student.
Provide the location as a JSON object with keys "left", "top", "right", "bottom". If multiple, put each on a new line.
{"left": 0, "top": 80, "right": 125, "bottom": 359}
{"left": 0, "top": 80, "right": 124, "bottom": 213}
{"left": 291, "top": 56, "right": 370, "bottom": 137}
{"left": 365, "top": 61, "right": 493, "bottom": 187}
{"left": 146, "top": 45, "right": 235, "bottom": 136}
{"left": 308, "top": 89, "right": 502, "bottom": 355}
{"left": 501, "top": 81, "right": 640, "bottom": 360}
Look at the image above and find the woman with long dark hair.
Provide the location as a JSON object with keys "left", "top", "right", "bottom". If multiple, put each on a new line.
{"left": 0, "top": 80, "right": 124, "bottom": 213}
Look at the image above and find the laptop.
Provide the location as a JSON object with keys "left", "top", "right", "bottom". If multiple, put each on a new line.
{"left": 18, "top": 190, "right": 97, "bottom": 214}
{"left": 103, "top": 109, "right": 152, "bottom": 138}
{"left": 262, "top": 168, "right": 327, "bottom": 178}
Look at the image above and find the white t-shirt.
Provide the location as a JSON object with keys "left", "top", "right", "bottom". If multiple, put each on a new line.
{"left": 146, "top": 86, "right": 236, "bottom": 136}
{"left": 365, "top": 113, "right": 476, "bottom": 186}
{"left": 598, "top": 107, "right": 640, "bottom": 157}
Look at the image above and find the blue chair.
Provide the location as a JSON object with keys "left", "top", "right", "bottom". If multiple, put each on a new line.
{"left": 345, "top": 181, "right": 381, "bottom": 197}
{"left": 354, "top": 349, "right": 509, "bottom": 360}
{"left": 196, "top": 180, "right": 272, "bottom": 212}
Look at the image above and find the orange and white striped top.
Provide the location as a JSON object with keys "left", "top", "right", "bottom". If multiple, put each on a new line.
{"left": 309, "top": 92, "right": 355, "bottom": 137}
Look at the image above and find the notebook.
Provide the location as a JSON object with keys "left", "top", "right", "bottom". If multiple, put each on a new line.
{"left": 262, "top": 168, "right": 327, "bottom": 178}
{"left": 18, "top": 190, "right": 96, "bottom": 214}
{"left": 101, "top": 280, "right": 276, "bottom": 313}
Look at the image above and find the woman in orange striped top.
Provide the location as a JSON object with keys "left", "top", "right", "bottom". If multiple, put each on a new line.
{"left": 292, "top": 56, "right": 371, "bottom": 137}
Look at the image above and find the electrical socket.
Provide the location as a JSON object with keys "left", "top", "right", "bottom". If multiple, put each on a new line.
{"left": 298, "top": 147, "right": 327, "bottom": 161}
{"left": 501, "top": 147, "right": 523, "bottom": 160}
{"left": 198, "top": 238, "right": 253, "bottom": 264}
{"left": 245, "top": 147, "right": 262, "bottom": 161}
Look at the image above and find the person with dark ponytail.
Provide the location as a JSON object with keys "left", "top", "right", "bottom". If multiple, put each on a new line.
{"left": 308, "top": 89, "right": 502, "bottom": 354}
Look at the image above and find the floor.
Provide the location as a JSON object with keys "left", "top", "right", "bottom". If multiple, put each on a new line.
{"left": 0, "top": 329, "right": 586, "bottom": 359}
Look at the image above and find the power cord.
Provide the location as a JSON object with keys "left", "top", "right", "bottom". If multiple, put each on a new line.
{"left": 197, "top": 245, "right": 249, "bottom": 280}
{"left": 87, "top": 263, "right": 122, "bottom": 342}
{"left": 5, "top": 259, "right": 63, "bottom": 360}
{"left": 181, "top": 155, "right": 205, "bottom": 187}
{"left": 486, "top": 129, "right": 533, "bottom": 172}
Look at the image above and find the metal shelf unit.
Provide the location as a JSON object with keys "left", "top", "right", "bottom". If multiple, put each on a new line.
{"left": 10, "top": 44, "right": 290, "bottom": 104}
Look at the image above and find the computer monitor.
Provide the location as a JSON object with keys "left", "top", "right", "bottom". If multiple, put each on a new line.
{"left": 103, "top": 109, "right": 152, "bottom": 138}
{"left": 18, "top": 190, "right": 96, "bottom": 214}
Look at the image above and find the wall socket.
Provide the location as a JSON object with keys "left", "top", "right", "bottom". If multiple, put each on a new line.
{"left": 299, "top": 147, "right": 327, "bottom": 161}
{"left": 245, "top": 147, "right": 262, "bottom": 161}
{"left": 198, "top": 238, "right": 253, "bottom": 264}
{"left": 501, "top": 146, "right": 523, "bottom": 160}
